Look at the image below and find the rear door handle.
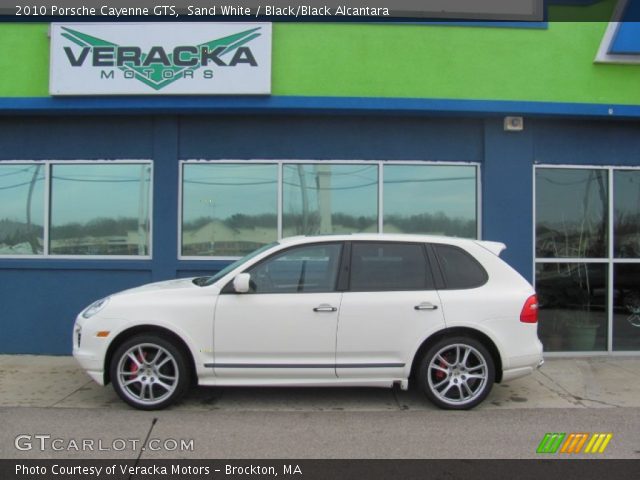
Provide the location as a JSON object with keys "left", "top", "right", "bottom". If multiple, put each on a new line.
{"left": 414, "top": 302, "right": 438, "bottom": 311}
{"left": 313, "top": 304, "right": 338, "bottom": 313}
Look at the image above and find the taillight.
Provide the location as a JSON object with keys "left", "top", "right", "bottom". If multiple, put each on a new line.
{"left": 520, "top": 294, "right": 539, "bottom": 323}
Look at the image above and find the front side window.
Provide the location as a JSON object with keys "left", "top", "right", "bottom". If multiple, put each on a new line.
{"left": 246, "top": 243, "right": 343, "bottom": 294}
{"left": 50, "top": 164, "right": 151, "bottom": 256}
{"left": 350, "top": 242, "right": 431, "bottom": 292}
{"left": 0, "top": 164, "right": 45, "bottom": 255}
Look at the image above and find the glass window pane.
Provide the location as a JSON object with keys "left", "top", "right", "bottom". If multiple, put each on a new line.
{"left": 50, "top": 164, "right": 151, "bottom": 256}
{"left": 247, "top": 243, "right": 342, "bottom": 294}
{"left": 384, "top": 165, "right": 477, "bottom": 238}
{"left": 282, "top": 164, "right": 378, "bottom": 237}
{"left": 434, "top": 244, "right": 488, "bottom": 290}
{"left": 182, "top": 164, "right": 277, "bottom": 257}
{"left": 614, "top": 170, "right": 640, "bottom": 258}
{"left": 350, "top": 242, "right": 432, "bottom": 292}
{"left": 613, "top": 264, "right": 640, "bottom": 351}
{"left": 536, "top": 168, "right": 608, "bottom": 258}
{"left": 0, "top": 164, "right": 44, "bottom": 255}
{"left": 536, "top": 263, "right": 608, "bottom": 352}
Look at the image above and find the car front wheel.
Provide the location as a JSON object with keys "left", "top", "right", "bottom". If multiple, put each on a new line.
{"left": 110, "top": 334, "right": 191, "bottom": 410}
{"left": 418, "top": 336, "right": 495, "bottom": 410}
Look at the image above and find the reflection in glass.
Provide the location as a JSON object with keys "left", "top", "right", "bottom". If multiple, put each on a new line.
{"left": 0, "top": 164, "right": 45, "bottom": 255}
{"left": 613, "top": 264, "right": 640, "bottom": 351}
{"left": 247, "top": 243, "right": 342, "bottom": 294}
{"left": 50, "top": 164, "right": 151, "bottom": 256}
{"left": 536, "top": 168, "right": 608, "bottom": 258}
{"left": 536, "top": 263, "right": 607, "bottom": 352}
{"left": 383, "top": 165, "right": 477, "bottom": 237}
{"left": 282, "top": 164, "right": 378, "bottom": 237}
{"left": 182, "top": 164, "right": 277, "bottom": 257}
{"left": 614, "top": 170, "right": 640, "bottom": 258}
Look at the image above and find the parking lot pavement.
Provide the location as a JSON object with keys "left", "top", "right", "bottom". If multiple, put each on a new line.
{"left": 1, "top": 355, "right": 640, "bottom": 411}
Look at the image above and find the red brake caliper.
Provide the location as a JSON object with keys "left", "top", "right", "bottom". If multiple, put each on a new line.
{"left": 435, "top": 356, "right": 447, "bottom": 380}
{"left": 130, "top": 350, "right": 146, "bottom": 374}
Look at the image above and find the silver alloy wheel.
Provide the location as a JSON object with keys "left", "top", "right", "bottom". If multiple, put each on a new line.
{"left": 427, "top": 343, "right": 488, "bottom": 406}
{"left": 116, "top": 343, "right": 179, "bottom": 407}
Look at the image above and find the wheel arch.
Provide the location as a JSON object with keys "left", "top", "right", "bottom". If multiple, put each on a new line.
{"left": 103, "top": 325, "right": 197, "bottom": 386}
{"left": 410, "top": 327, "right": 504, "bottom": 383}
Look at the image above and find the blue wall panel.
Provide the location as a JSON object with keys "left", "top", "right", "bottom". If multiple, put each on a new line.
{"left": 532, "top": 120, "right": 640, "bottom": 166}
{"left": 0, "top": 269, "right": 152, "bottom": 354}
{"left": 483, "top": 119, "right": 535, "bottom": 281}
{"left": 178, "top": 116, "right": 485, "bottom": 161}
{"left": 0, "top": 117, "right": 154, "bottom": 160}
{"left": 1, "top": 114, "right": 639, "bottom": 354}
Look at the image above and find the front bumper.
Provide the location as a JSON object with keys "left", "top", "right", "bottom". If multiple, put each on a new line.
{"left": 72, "top": 316, "right": 109, "bottom": 386}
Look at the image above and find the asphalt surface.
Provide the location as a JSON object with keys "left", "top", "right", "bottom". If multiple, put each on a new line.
{"left": 2, "top": 405, "right": 640, "bottom": 459}
{"left": 1, "top": 355, "right": 640, "bottom": 459}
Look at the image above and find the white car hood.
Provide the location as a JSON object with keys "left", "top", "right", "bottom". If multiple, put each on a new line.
{"left": 115, "top": 277, "right": 202, "bottom": 297}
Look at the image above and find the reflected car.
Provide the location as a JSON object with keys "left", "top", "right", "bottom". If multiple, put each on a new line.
{"left": 73, "top": 234, "right": 543, "bottom": 410}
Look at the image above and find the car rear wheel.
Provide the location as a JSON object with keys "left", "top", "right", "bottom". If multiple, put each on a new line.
{"left": 418, "top": 336, "right": 495, "bottom": 410}
{"left": 110, "top": 334, "right": 191, "bottom": 410}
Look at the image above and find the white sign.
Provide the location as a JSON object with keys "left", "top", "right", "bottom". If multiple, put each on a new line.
{"left": 50, "top": 23, "right": 272, "bottom": 95}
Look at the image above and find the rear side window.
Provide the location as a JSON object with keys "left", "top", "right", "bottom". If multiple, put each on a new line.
{"left": 350, "top": 242, "right": 433, "bottom": 292}
{"left": 433, "top": 244, "right": 488, "bottom": 290}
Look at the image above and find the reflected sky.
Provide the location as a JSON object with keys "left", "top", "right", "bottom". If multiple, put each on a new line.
{"left": 383, "top": 165, "right": 476, "bottom": 219}
{"left": 51, "top": 164, "right": 151, "bottom": 225}
{"left": 183, "top": 164, "right": 277, "bottom": 222}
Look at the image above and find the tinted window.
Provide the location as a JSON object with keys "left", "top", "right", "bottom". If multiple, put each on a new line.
{"left": 434, "top": 244, "right": 487, "bottom": 289}
{"left": 536, "top": 168, "right": 608, "bottom": 259}
{"left": 350, "top": 243, "right": 431, "bottom": 292}
{"left": 247, "top": 243, "right": 342, "bottom": 294}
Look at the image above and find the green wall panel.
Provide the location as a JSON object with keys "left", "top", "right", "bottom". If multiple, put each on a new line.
{"left": 1, "top": 21, "right": 640, "bottom": 105}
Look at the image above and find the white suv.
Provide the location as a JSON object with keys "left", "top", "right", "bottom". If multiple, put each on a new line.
{"left": 73, "top": 234, "right": 543, "bottom": 410}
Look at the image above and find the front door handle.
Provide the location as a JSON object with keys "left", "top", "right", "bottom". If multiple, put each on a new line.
{"left": 313, "top": 304, "right": 338, "bottom": 313}
{"left": 414, "top": 302, "right": 438, "bottom": 311}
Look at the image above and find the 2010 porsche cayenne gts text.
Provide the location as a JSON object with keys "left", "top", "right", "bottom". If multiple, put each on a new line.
{"left": 73, "top": 234, "right": 543, "bottom": 410}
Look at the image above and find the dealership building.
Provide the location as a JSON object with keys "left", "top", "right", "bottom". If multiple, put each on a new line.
{"left": 1, "top": 11, "right": 640, "bottom": 355}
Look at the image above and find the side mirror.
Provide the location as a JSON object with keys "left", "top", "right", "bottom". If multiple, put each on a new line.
{"left": 232, "top": 273, "right": 251, "bottom": 293}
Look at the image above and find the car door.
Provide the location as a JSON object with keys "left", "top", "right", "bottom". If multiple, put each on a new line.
{"left": 336, "top": 241, "right": 446, "bottom": 379}
{"left": 213, "top": 242, "right": 344, "bottom": 380}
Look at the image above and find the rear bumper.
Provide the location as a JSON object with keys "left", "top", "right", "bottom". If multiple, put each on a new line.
{"left": 501, "top": 344, "right": 544, "bottom": 383}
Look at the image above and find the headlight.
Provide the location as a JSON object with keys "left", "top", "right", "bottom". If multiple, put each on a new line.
{"left": 81, "top": 297, "right": 110, "bottom": 319}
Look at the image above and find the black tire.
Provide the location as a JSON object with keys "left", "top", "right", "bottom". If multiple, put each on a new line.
{"left": 417, "top": 336, "right": 495, "bottom": 410}
{"left": 110, "top": 334, "right": 191, "bottom": 410}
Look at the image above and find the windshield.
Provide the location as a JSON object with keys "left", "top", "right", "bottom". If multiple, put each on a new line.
{"left": 198, "top": 242, "right": 279, "bottom": 287}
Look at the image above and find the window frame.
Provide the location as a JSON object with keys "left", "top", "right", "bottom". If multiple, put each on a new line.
{"left": 179, "top": 159, "right": 482, "bottom": 260}
{"left": 533, "top": 164, "right": 640, "bottom": 355}
{"left": 0, "top": 160, "right": 154, "bottom": 260}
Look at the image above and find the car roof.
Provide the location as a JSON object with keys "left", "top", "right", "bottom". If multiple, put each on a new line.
{"left": 277, "top": 234, "right": 507, "bottom": 256}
